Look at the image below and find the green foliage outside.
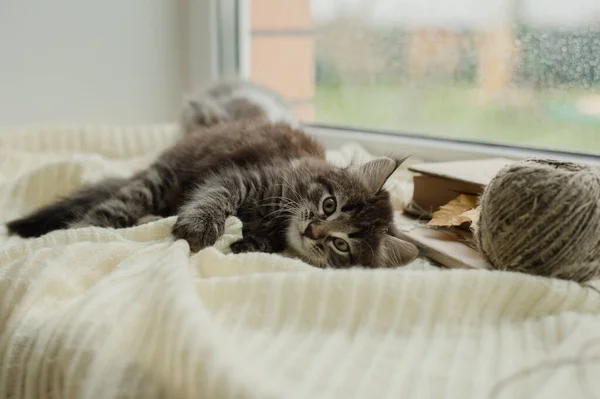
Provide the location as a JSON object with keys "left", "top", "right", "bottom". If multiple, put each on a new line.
{"left": 314, "top": 25, "right": 600, "bottom": 154}
{"left": 315, "top": 84, "right": 600, "bottom": 154}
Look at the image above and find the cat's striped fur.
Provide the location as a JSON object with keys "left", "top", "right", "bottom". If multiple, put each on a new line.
{"left": 7, "top": 81, "right": 418, "bottom": 268}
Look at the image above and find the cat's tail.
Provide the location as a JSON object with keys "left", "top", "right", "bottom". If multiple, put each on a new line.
{"left": 6, "top": 178, "right": 126, "bottom": 238}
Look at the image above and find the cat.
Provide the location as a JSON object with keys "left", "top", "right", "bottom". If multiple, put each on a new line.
{"left": 7, "top": 81, "right": 419, "bottom": 268}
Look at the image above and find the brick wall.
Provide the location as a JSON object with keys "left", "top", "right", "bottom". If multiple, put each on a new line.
{"left": 249, "top": 0, "right": 315, "bottom": 121}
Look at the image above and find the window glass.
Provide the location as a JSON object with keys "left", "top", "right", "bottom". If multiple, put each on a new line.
{"left": 249, "top": 0, "right": 600, "bottom": 154}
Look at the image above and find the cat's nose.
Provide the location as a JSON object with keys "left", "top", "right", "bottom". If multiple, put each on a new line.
{"left": 303, "top": 223, "right": 324, "bottom": 240}
{"left": 303, "top": 223, "right": 315, "bottom": 239}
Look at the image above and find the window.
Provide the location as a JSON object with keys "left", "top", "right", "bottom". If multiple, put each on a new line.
{"left": 246, "top": 0, "right": 600, "bottom": 155}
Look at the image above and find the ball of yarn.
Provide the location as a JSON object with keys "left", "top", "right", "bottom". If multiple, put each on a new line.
{"left": 476, "top": 159, "right": 600, "bottom": 282}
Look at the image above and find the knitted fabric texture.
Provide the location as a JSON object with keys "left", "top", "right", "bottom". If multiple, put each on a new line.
{"left": 1, "top": 127, "right": 600, "bottom": 398}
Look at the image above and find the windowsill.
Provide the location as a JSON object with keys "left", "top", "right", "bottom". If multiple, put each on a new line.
{"left": 307, "top": 124, "right": 600, "bottom": 166}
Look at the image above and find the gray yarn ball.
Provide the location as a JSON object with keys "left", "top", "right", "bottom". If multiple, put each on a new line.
{"left": 476, "top": 159, "right": 600, "bottom": 282}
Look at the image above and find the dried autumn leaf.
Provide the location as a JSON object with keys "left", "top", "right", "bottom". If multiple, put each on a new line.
{"left": 460, "top": 208, "right": 480, "bottom": 228}
{"left": 428, "top": 194, "right": 478, "bottom": 228}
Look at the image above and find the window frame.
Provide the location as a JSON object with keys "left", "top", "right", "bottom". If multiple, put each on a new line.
{"left": 194, "top": 0, "right": 247, "bottom": 80}
{"left": 185, "top": 0, "right": 246, "bottom": 86}
{"left": 184, "top": 0, "right": 218, "bottom": 90}
{"left": 308, "top": 124, "right": 600, "bottom": 165}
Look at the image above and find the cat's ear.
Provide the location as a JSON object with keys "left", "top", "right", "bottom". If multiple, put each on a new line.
{"left": 376, "top": 234, "right": 419, "bottom": 267}
{"left": 348, "top": 157, "right": 401, "bottom": 193}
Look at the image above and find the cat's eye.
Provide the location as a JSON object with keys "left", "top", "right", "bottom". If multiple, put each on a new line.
{"left": 322, "top": 196, "right": 337, "bottom": 216}
{"left": 332, "top": 237, "right": 349, "bottom": 252}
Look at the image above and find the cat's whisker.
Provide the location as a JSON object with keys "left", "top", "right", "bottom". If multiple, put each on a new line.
{"left": 253, "top": 202, "right": 293, "bottom": 209}
{"left": 261, "top": 210, "right": 294, "bottom": 224}
{"left": 253, "top": 201, "right": 296, "bottom": 214}
{"left": 272, "top": 177, "right": 302, "bottom": 201}
{"left": 257, "top": 204, "right": 299, "bottom": 225}
{"left": 256, "top": 200, "right": 298, "bottom": 210}
{"left": 256, "top": 194, "right": 301, "bottom": 208}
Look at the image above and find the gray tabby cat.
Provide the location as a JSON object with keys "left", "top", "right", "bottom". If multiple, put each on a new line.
{"left": 7, "top": 81, "right": 419, "bottom": 268}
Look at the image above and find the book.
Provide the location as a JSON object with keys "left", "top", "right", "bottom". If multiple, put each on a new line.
{"left": 404, "top": 158, "right": 513, "bottom": 218}
{"left": 398, "top": 158, "right": 514, "bottom": 270}
{"left": 397, "top": 225, "right": 491, "bottom": 270}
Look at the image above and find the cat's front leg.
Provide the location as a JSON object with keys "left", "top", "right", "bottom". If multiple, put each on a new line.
{"left": 172, "top": 209, "right": 227, "bottom": 252}
{"left": 172, "top": 181, "right": 241, "bottom": 252}
{"left": 230, "top": 235, "right": 274, "bottom": 254}
{"left": 182, "top": 98, "right": 231, "bottom": 133}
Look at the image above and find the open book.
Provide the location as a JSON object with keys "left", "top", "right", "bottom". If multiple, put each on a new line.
{"left": 405, "top": 158, "right": 513, "bottom": 218}
{"left": 401, "top": 158, "right": 513, "bottom": 269}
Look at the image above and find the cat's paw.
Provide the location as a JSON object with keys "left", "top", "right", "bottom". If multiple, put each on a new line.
{"left": 197, "top": 105, "right": 229, "bottom": 126}
{"left": 230, "top": 239, "right": 259, "bottom": 254}
{"left": 182, "top": 99, "right": 230, "bottom": 133}
{"left": 230, "top": 236, "right": 272, "bottom": 254}
{"left": 172, "top": 212, "right": 225, "bottom": 252}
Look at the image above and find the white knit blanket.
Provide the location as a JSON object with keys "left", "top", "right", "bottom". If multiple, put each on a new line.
{"left": 1, "top": 126, "right": 600, "bottom": 399}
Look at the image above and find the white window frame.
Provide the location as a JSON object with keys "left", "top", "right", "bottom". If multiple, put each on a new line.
{"left": 186, "top": 0, "right": 246, "bottom": 86}
{"left": 308, "top": 125, "right": 600, "bottom": 165}
{"left": 184, "top": 0, "right": 217, "bottom": 91}
{"left": 213, "top": 0, "right": 600, "bottom": 166}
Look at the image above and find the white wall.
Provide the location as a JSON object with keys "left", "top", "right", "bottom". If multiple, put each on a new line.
{"left": 0, "top": 0, "right": 213, "bottom": 128}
